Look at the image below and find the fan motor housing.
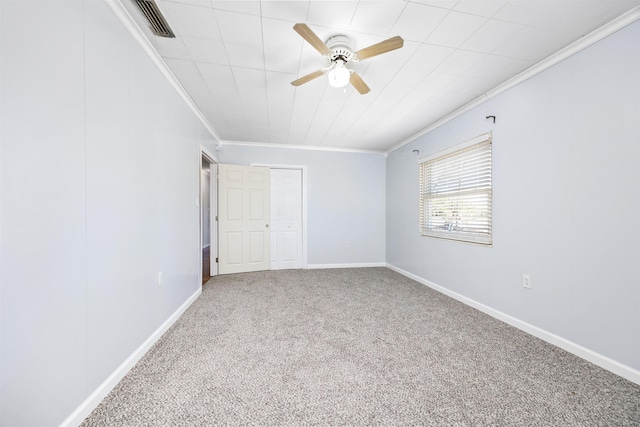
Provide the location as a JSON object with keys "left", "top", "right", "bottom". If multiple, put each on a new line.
{"left": 325, "top": 35, "right": 355, "bottom": 63}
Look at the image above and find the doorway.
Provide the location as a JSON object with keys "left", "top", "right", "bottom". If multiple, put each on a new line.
{"left": 250, "top": 164, "right": 307, "bottom": 270}
{"left": 216, "top": 164, "right": 306, "bottom": 273}
{"left": 201, "top": 149, "right": 218, "bottom": 284}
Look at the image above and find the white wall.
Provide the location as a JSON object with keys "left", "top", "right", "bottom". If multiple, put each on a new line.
{"left": 387, "top": 21, "right": 640, "bottom": 376}
{"left": 218, "top": 145, "right": 386, "bottom": 267}
{"left": 0, "top": 1, "right": 217, "bottom": 425}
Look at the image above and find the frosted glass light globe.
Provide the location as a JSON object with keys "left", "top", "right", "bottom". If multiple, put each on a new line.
{"left": 327, "top": 62, "right": 350, "bottom": 88}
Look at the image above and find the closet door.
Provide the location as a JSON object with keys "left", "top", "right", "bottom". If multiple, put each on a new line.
{"left": 271, "top": 169, "right": 303, "bottom": 270}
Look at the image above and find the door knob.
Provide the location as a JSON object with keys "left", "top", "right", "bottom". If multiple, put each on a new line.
{"left": 266, "top": 224, "right": 269, "bottom": 228}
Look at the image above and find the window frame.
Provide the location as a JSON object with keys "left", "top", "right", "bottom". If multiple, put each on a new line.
{"left": 418, "top": 132, "right": 493, "bottom": 246}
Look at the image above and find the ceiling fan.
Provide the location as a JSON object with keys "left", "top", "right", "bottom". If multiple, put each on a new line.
{"left": 291, "top": 23, "right": 404, "bottom": 95}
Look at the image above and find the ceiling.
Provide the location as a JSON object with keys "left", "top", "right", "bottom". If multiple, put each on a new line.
{"left": 121, "top": 0, "right": 640, "bottom": 152}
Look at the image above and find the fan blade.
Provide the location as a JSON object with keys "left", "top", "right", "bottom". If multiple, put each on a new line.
{"left": 350, "top": 72, "right": 370, "bottom": 95}
{"left": 355, "top": 36, "right": 404, "bottom": 61}
{"left": 293, "top": 23, "right": 331, "bottom": 55}
{"left": 291, "top": 69, "right": 325, "bottom": 86}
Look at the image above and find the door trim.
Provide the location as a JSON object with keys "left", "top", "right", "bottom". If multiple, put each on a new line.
{"left": 251, "top": 163, "right": 308, "bottom": 269}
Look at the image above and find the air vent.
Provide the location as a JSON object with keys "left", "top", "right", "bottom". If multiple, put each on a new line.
{"left": 134, "top": 0, "right": 175, "bottom": 38}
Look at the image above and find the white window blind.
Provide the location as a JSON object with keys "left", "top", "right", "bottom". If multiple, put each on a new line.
{"left": 419, "top": 135, "right": 492, "bottom": 245}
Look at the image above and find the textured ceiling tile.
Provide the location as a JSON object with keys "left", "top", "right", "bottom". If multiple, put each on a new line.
{"left": 306, "top": 1, "right": 359, "bottom": 29}
{"left": 269, "top": 107, "right": 293, "bottom": 131}
{"left": 150, "top": 35, "right": 192, "bottom": 60}
{"left": 263, "top": 17, "right": 298, "bottom": 52}
{"left": 225, "top": 43, "right": 265, "bottom": 69}
{"left": 361, "top": 64, "right": 402, "bottom": 86}
{"left": 182, "top": 37, "right": 227, "bottom": 64}
{"left": 417, "top": 71, "right": 459, "bottom": 92}
{"left": 287, "top": 129, "right": 310, "bottom": 145}
{"left": 335, "top": 95, "right": 376, "bottom": 122}
{"left": 261, "top": 1, "right": 310, "bottom": 22}
{"left": 160, "top": 1, "right": 222, "bottom": 39}
{"left": 436, "top": 50, "right": 486, "bottom": 75}
{"left": 384, "top": 89, "right": 436, "bottom": 124}
{"left": 217, "top": 97, "right": 247, "bottom": 122}
{"left": 492, "top": 0, "right": 554, "bottom": 25}
{"left": 532, "top": 0, "right": 632, "bottom": 35}
{"left": 232, "top": 68, "right": 266, "bottom": 88}
{"left": 265, "top": 49, "right": 300, "bottom": 73}
{"left": 197, "top": 62, "right": 238, "bottom": 97}
{"left": 266, "top": 71, "right": 298, "bottom": 94}
{"left": 410, "top": 0, "right": 459, "bottom": 10}
{"left": 388, "top": 67, "right": 429, "bottom": 88}
{"left": 454, "top": 0, "right": 509, "bottom": 17}
{"left": 266, "top": 130, "right": 290, "bottom": 144}
{"left": 164, "top": 58, "right": 218, "bottom": 108}
{"left": 215, "top": 9, "right": 262, "bottom": 45}
{"left": 404, "top": 43, "right": 454, "bottom": 70}
{"left": 460, "top": 19, "right": 524, "bottom": 53}
{"left": 204, "top": 113, "right": 232, "bottom": 135}
{"left": 263, "top": 18, "right": 302, "bottom": 73}
{"left": 349, "top": 1, "right": 406, "bottom": 34}
{"left": 321, "top": 124, "right": 353, "bottom": 146}
{"left": 426, "top": 11, "right": 488, "bottom": 48}
{"left": 371, "top": 86, "right": 414, "bottom": 111}
{"left": 210, "top": 1, "right": 261, "bottom": 15}
{"left": 391, "top": 2, "right": 448, "bottom": 42}
{"left": 168, "top": 0, "right": 213, "bottom": 7}
{"left": 444, "top": 74, "right": 493, "bottom": 97}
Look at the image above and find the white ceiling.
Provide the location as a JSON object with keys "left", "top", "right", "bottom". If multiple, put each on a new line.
{"left": 122, "top": 0, "right": 640, "bottom": 152}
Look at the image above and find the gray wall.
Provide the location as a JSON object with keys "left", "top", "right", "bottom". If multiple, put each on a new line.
{"left": 0, "top": 1, "right": 217, "bottom": 425}
{"left": 218, "top": 145, "right": 386, "bottom": 266}
{"left": 387, "top": 21, "right": 640, "bottom": 372}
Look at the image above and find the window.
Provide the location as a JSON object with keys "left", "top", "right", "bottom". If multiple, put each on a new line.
{"left": 419, "top": 133, "right": 492, "bottom": 245}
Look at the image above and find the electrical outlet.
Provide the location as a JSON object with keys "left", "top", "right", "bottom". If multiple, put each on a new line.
{"left": 157, "top": 272, "right": 163, "bottom": 287}
{"left": 522, "top": 274, "right": 531, "bottom": 289}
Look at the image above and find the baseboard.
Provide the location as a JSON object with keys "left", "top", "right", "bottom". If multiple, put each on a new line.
{"left": 307, "top": 262, "right": 386, "bottom": 270}
{"left": 60, "top": 287, "right": 202, "bottom": 427}
{"left": 386, "top": 263, "right": 640, "bottom": 386}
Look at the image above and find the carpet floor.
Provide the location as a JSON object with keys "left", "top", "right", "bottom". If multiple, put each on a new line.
{"left": 82, "top": 268, "right": 640, "bottom": 426}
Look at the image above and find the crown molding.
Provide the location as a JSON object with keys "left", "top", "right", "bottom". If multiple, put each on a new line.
{"left": 219, "top": 140, "right": 387, "bottom": 156}
{"left": 386, "top": 5, "right": 640, "bottom": 155}
{"left": 103, "top": 0, "right": 221, "bottom": 143}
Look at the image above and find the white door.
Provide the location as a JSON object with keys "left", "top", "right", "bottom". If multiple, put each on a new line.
{"left": 218, "top": 164, "right": 270, "bottom": 274}
{"left": 210, "top": 163, "right": 218, "bottom": 276}
{"left": 270, "top": 169, "right": 303, "bottom": 270}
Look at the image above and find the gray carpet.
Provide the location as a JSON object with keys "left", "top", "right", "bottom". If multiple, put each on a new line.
{"left": 82, "top": 268, "right": 640, "bottom": 426}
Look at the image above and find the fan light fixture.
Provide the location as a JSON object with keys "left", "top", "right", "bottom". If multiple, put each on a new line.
{"left": 291, "top": 23, "right": 404, "bottom": 95}
{"left": 327, "top": 61, "right": 350, "bottom": 88}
